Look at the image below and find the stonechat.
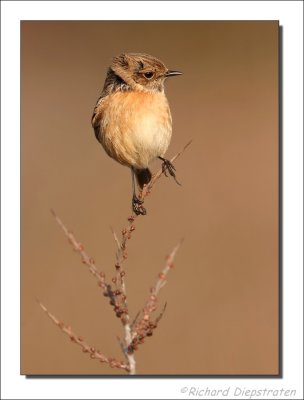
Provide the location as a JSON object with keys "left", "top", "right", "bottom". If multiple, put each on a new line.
{"left": 91, "top": 53, "right": 182, "bottom": 215}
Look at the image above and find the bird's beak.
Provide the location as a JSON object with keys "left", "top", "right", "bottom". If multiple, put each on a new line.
{"left": 165, "top": 70, "right": 183, "bottom": 77}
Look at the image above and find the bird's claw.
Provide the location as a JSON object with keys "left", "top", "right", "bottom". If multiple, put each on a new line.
{"left": 132, "top": 195, "right": 147, "bottom": 216}
{"left": 160, "top": 158, "right": 181, "bottom": 186}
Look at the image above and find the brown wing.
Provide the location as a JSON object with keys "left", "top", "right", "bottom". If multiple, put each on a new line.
{"left": 91, "top": 95, "right": 105, "bottom": 142}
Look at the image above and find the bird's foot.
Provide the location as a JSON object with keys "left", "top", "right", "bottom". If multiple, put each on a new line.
{"left": 132, "top": 195, "right": 147, "bottom": 216}
{"left": 159, "top": 157, "right": 181, "bottom": 186}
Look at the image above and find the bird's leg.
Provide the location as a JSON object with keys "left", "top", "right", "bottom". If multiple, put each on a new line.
{"left": 158, "top": 157, "right": 181, "bottom": 186}
{"left": 131, "top": 168, "right": 147, "bottom": 216}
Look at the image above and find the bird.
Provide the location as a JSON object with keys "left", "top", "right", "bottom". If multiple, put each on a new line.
{"left": 91, "top": 53, "right": 182, "bottom": 215}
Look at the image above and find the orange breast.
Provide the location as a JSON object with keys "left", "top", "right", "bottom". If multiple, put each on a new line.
{"left": 98, "top": 91, "right": 172, "bottom": 168}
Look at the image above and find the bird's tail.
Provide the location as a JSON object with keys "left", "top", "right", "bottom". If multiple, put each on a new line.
{"left": 134, "top": 168, "right": 152, "bottom": 189}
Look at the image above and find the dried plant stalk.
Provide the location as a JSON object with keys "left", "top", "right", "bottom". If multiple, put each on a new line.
{"left": 38, "top": 301, "right": 130, "bottom": 372}
{"left": 50, "top": 209, "right": 108, "bottom": 293}
{"left": 40, "top": 141, "right": 191, "bottom": 374}
{"left": 128, "top": 241, "right": 182, "bottom": 353}
{"left": 50, "top": 211, "right": 136, "bottom": 373}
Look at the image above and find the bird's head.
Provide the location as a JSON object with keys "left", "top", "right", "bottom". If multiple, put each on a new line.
{"left": 108, "top": 53, "right": 182, "bottom": 93}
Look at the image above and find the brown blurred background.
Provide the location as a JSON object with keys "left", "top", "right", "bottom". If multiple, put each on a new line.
{"left": 21, "top": 21, "right": 279, "bottom": 375}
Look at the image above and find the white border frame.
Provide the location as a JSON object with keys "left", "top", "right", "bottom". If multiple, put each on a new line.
{"left": 1, "top": 1, "right": 303, "bottom": 399}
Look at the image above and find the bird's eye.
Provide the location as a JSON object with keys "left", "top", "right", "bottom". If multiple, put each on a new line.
{"left": 144, "top": 71, "right": 154, "bottom": 79}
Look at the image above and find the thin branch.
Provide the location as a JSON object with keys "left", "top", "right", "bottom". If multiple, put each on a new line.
{"left": 128, "top": 240, "right": 183, "bottom": 353}
{"left": 110, "top": 228, "right": 136, "bottom": 373}
{"left": 155, "top": 302, "right": 167, "bottom": 325}
{"left": 111, "top": 226, "right": 128, "bottom": 317}
{"left": 137, "top": 240, "right": 182, "bottom": 328}
{"left": 38, "top": 300, "right": 130, "bottom": 372}
{"left": 50, "top": 209, "right": 108, "bottom": 292}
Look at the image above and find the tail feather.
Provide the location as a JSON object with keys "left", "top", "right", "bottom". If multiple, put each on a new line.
{"left": 134, "top": 168, "right": 152, "bottom": 189}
